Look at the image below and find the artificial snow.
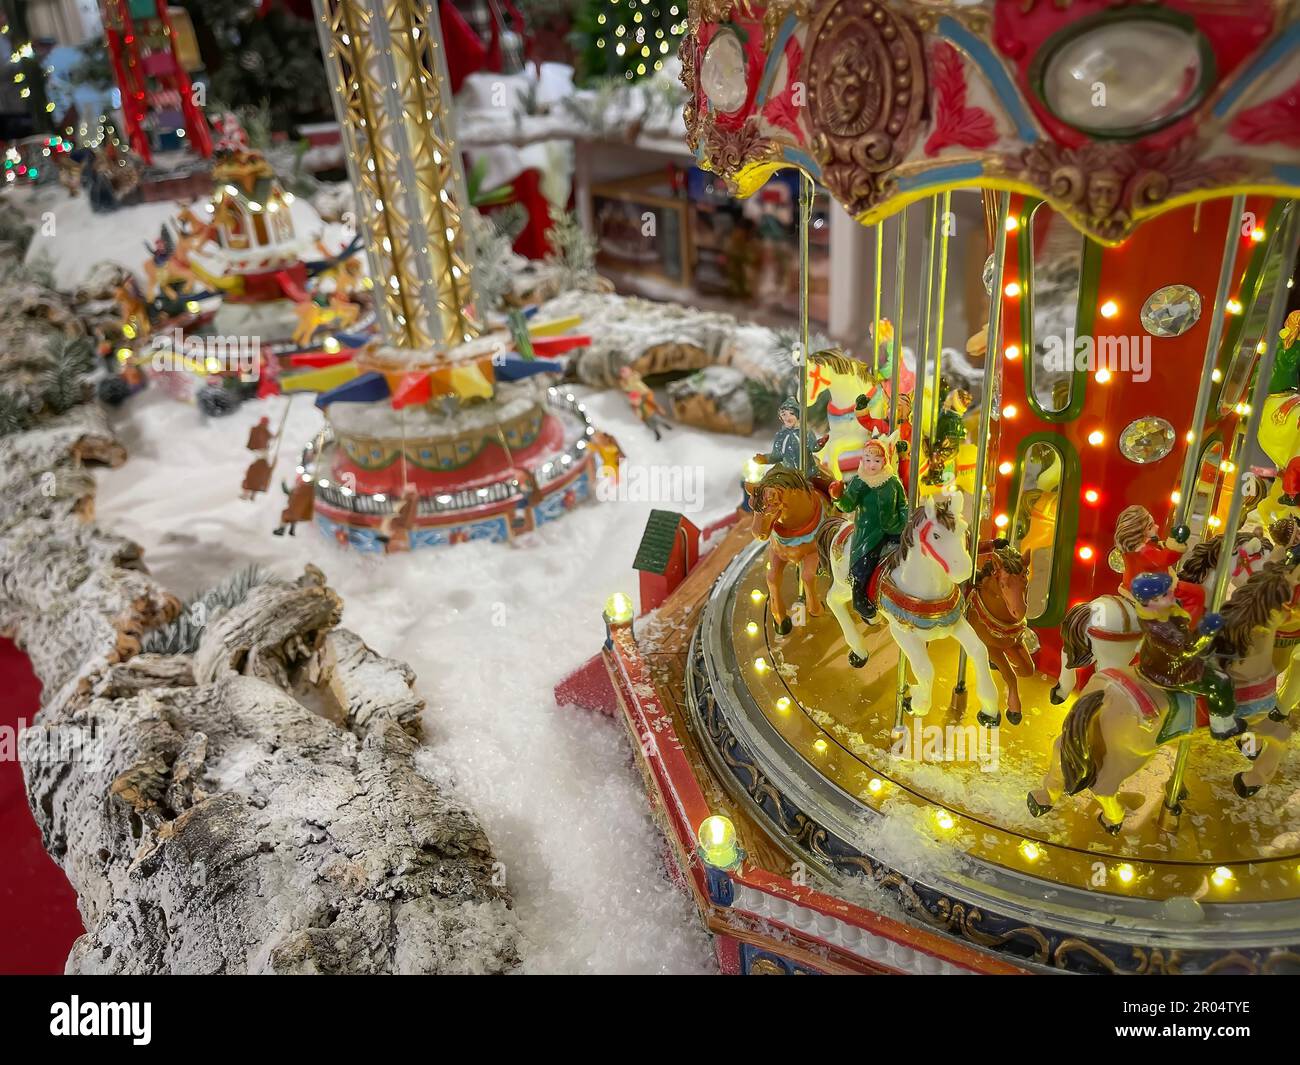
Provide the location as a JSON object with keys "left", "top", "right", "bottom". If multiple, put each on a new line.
{"left": 93, "top": 379, "right": 763, "bottom": 974}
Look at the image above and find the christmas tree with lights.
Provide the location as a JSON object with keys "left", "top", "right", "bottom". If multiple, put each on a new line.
{"left": 571, "top": 0, "right": 687, "bottom": 85}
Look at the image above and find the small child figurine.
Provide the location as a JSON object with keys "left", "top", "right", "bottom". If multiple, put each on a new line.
{"left": 1114, "top": 504, "right": 1205, "bottom": 626}
{"left": 1129, "top": 571, "right": 1236, "bottom": 739}
{"left": 618, "top": 365, "right": 673, "bottom": 440}
{"left": 828, "top": 430, "right": 908, "bottom": 621}
{"left": 921, "top": 386, "right": 972, "bottom": 486}
{"left": 753, "top": 397, "right": 817, "bottom": 472}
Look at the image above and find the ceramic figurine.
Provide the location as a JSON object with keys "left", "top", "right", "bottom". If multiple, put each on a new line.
{"left": 274, "top": 477, "right": 315, "bottom": 536}
{"left": 618, "top": 366, "right": 673, "bottom": 441}
{"left": 967, "top": 542, "right": 1038, "bottom": 725}
{"left": 378, "top": 484, "right": 420, "bottom": 553}
{"left": 753, "top": 397, "right": 818, "bottom": 473}
{"left": 746, "top": 465, "right": 831, "bottom": 635}
{"left": 806, "top": 350, "right": 891, "bottom": 478}
{"left": 1113, "top": 504, "right": 1205, "bottom": 625}
{"left": 1216, "top": 560, "right": 1299, "bottom": 797}
{"left": 921, "top": 386, "right": 972, "bottom": 486}
{"left": 240, "top": 455, "right": 272, "bottom": 500}
{"left": 819, "top": 488, "right": 1001, "bottom": 726}
{"left": 828, "top": 431, "right": 907, "bottom": 623}
{"left": 1129, "top": 571, "right": 1235, "bottom": 737}
{"left": 1031, "top": 564, "right": 1299, "bottom": 833}
{"left": 246, "top": 416, "right": 274, "bottom": 453}
{"left": 589, "top": 430, "right": 625, "bottom": 482}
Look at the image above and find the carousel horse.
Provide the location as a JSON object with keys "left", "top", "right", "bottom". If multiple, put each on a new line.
{"left": 966, "top": 543, "right": 1037, "bottom": 725}
{"left": 746, "top": 465, "right": 831, "bottom": 635}
{"left": 820, "top": 490, "right": 1001, "bottom": 724}
{"left": 806, "top": 350, "right": 891, "bottom": 478}
{"left": 1031, "top": 562, "right": 1297, "bottom": 832}
{"left": 1053, "top": 532, "right": 1271, "bottom": 705}
{"left": 1053, "top": 594, "right": 1142, "bottom": 703}
{"left": 1177, "top": 531, "right": 1272, "bottom": 599}
{"left": 292, "top": 295, "right": 362, "bottom": 348}
{"left": 1216, "top": 562, "right": 1299, "bottom": 797}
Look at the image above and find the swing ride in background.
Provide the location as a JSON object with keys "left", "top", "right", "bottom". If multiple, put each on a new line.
{"left": 572, "top": 0, "right": 1300, "bottom": 974}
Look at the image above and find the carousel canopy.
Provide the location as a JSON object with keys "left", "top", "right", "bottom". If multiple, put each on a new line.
{"left": 682, "top": 0, "right": 1300, "bottom": 243}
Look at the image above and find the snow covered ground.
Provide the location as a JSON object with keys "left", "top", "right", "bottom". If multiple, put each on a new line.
{"left": 94, "top": 383, "right": 762, "bottom": 974}
{"left": 14, "top": 178, "right": 769, "bottom": 972}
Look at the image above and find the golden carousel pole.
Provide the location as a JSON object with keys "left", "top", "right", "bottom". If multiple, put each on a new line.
{"left": 894, "top": 196, "right": 940, "bottom": 733}
{"left": 951, "top": 192, "right": 1010, "bottom": 714}
{"left": 798, "top": 171, "right": 813, "bottom": 477}
{"left": 1160, "top": 194, "right": 1245, "bottom": 815}
{"left": 310, "top": 0, "right": 478, "bottom": 354}
{"left": 888, "top": 209, "right": 907, "bottom": 430}
{"left": 1163, "top": 203, "right": 1300, "bottom": 815}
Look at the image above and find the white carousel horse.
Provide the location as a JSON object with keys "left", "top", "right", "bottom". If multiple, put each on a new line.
{"left": 806, "top": 350, "right": 890, "bottom": 479}
{"left": 1053, "top": 531, "right": 1272, "bottom": 703}
{"left": 1030, "top": 561, "right": 1299, "bottom": 832}
{"left": 1053, "top": 595, "right": 1141, "bottom": 704}
{"left": 818, "top": 490, "right": 1001, "bottom": 725}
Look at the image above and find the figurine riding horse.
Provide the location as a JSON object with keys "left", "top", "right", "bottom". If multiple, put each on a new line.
{"left": 1218, "top": 561, "right": 1299, "bottom": 797}
{"left": 1053, "top": 532, "right": 1270, "bottom": 704}
{"left": 747, "top": 465, "right": 831, "bottom": 635}
{"left": 967, "top": 543, "right": 1037, "bottom": 725}
{"left": 820, "top": 490, "right": 1002, "bottom": 725}
{"left": 806, "top": 350, "right": 890, "bottom": 478}
{"left": 1030, "top": 563, "right": 1296, "bottom": 832}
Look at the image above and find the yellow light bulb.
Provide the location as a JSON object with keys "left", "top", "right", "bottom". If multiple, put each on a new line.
{"left": 867, "top": 778, "right": 883, "bottom": 795}
{"left": 998, "top": 461, "right": 1014, "bottom": 475}
{"left": 604, "top": 592, "right": 635, "bottom": 625}
{"left": 1004, "top": 344, "right": 1020, "bottom": 360}
{"left": 776, "top": 697, "right": 791, "bottom": 713}
{"left": 1099, "top": 299, "right": 1119, "bottom": 318}
{"left": 994, "top": 513, "right": 1010, "bottom": 529}
{"left": 1002, "top": 404, "right": 1017, "bottom": 419}
{"left": 754, "top": 657, "right": 769, "bottom": 674}
{"left": 746, "top": 621, "right": 759, "bottom": 636}
{"left": 813, "top": 738, "right": 828, "bottom": 753}
{"left": 1116, "top": 863, "right": 1135, "bottom": 885}
{"left": 1088, "top": 430, "right": 1105, "bottom": 446}
{"left": 697, "top": 815, "right": 739, "bottom": 869}
{"left": 1019, "top": 840, "right": 1041, "bottom": 862}
{"left": 1095, "top": 368, "right": 1111, "bottom": 384}
{"left": 750, "top": 589, "right": 765, "bottom": 603}
{"left": 934, "top": 810, "right": 955, "bottom": 831}
{"left": 1212, "top": 866, "right": 1234, "bottom": 888}
{"left": 1004, "top": 282, "right": 1021, "bottom": 298}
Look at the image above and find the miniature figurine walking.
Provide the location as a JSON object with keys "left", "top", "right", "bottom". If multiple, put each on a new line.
{"left": 828, "top": 431, "right": 908, "bottom": 622}
{"left": 1130, "top": 571, "right": 1236, "bottom": 739}
{"left": 274, "top": 477, "right": 315, "bottom": 536}
{"left": 618, "top": 365, "right": 673, "bottom": 440}
{"left": 1114, "top": 504, "right": 1205, "bottom": 626}
{"left": 753, "top": 397, "right": 817, "bottom": 473}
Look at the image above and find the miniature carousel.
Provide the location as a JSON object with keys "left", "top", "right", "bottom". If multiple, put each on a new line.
{"left": 285, "top": 0, "right": 598, "bottom": 551}
{"left": 583, "top": 1, "right": 1300, "bottom": 974}
{"left": 116, "top": 120, "right": 373, "bottom": 414}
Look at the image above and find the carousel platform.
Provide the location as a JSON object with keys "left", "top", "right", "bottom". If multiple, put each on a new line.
{"left": 599, "top": 515, "right": 1300, "bottom": 975}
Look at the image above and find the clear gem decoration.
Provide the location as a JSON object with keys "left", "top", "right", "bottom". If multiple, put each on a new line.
{"left": 1141, "top": 284, "right": 1202, "bottom": 337}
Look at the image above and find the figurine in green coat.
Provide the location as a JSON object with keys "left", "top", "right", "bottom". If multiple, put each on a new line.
{"left": 830, "top": 431, "right": 908, "bottom": 621}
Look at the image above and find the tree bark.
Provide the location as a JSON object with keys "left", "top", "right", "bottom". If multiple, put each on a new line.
{"left": 4, "top": 406, "right": 520, "bottom": 973}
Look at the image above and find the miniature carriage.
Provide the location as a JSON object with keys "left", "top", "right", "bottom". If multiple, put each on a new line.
{"left": 584, "top": 1, "right": 1300, "bottom": 974}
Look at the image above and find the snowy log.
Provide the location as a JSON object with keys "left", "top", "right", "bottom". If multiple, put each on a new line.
{"left": 5, "top": 408, "right": 520, "bottom": 974}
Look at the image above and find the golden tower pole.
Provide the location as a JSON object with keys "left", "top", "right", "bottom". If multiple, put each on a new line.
{"left": 311, "top": 0, "right": 478, "bottom": 351}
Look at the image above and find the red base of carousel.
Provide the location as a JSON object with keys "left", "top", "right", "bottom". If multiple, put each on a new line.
{"left": 313, "top": 410, "right": 596, "bottom": 551}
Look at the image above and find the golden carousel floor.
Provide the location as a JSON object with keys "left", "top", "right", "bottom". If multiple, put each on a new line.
{"left": 729, "top": 552, "right": 1300, "bottom": 904}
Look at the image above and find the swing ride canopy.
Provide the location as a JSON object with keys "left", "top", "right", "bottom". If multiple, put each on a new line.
{"left": 682, "top": 0, "right": 1300, "bottom": 243}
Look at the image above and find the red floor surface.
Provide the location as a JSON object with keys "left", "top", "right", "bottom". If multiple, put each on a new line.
{"left": 0, "top": 636, "right": 83, "bottom": 974}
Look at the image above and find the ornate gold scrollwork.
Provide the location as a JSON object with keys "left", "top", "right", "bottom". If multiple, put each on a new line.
{"left": 802, "top": 0, "right": 927, "bottom": 217}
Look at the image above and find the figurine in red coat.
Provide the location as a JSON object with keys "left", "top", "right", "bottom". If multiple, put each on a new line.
{"left": 1113, "top": 504, "right": 1205, "bottom": 626}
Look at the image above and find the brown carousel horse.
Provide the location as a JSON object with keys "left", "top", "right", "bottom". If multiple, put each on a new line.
{"left": 746, "top": 465, "right": 832, "bottom": 635}
{"left": 965, "top": 542, "right": 1037, "bottom": 725}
